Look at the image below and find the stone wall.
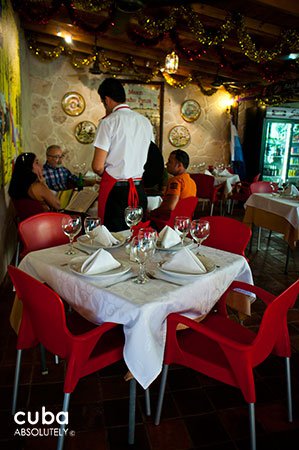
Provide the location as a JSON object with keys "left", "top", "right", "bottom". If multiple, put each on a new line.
{"left": 25, "top": 49, "right": 234, "bottom": 171}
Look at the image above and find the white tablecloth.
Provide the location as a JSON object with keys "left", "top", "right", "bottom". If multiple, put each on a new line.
{"left": 214, "top": 174, "right": 240, "bottom": 196}
{"left": 19, "top": 244, "right": 253, "bottom": 389}
{"left": 245, "top": 193, "right": 299, "bottom": 230}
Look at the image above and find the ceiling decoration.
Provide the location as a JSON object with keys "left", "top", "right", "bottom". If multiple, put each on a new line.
{"left": 12, "top": 0, "right": 299, "bottom": 103}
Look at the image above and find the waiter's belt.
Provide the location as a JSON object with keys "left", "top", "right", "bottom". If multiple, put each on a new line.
{"left": 114, "top": 179, "right": 142, "bottom": 187}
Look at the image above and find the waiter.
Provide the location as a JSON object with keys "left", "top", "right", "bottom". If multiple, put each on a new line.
{"left": 92, "top": 78, "right": 154, "bottom": 231}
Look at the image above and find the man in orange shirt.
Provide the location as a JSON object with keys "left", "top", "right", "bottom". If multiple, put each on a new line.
{"left": 150, "top": 149, "right": 196, "bottom": 219}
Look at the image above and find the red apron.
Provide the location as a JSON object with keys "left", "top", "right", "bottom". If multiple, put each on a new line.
{"left": 98, "top": 171, "right": 140, "bottom": 224}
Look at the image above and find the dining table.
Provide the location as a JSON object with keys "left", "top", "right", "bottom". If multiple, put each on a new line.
{"left": 17, "top": 238, "right": 253, "bottom": 390}
{"left": 243, "top": 193, "right": 299, "bottom": 272}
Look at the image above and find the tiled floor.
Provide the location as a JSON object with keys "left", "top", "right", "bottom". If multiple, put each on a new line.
{"left": 0, "top": 206, "right": 299, "bottom": 449}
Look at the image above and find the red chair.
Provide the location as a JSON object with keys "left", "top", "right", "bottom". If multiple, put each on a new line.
{"left": 190, "top": 173, "right": 224, "bottom": 215}
{"left": 150, "top": 196, "right": 197, "bottom": 232}
{"left": 155, "top": 279, "right": 299, "bottom": 450}
{"left": 250, "top": 181, "right": 278, "bottom": 194}
{"left": 201, "top": 216, "right": 251, "bottom": 258}
{"left": 8, "top": 265, "right": 137, "bottom": 449}
{"left": 18, "top": 212, "right": 71, "bottom": 259}
{"left": 13, "top": 198, "right": 45, "bottom": 222}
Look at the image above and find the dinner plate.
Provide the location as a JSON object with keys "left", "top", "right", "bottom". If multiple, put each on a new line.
{"left": 69, "top": 256, "right": 130, "bottom": 278}
{"left": 156, "top": 237, "right": 194, "bottom": 252}
{"left": 77, "top": 233, "right": 125, "bottom": 250}
{"left": 158, "top": 254, "right": 215, "bottom": 277}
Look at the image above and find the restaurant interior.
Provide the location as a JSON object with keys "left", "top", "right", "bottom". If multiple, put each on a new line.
{"left": 0, "top": 1, "right": 299, "bottom": 449}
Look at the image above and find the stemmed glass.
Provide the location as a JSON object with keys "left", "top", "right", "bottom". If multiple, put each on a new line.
{"left": 138, "top": 228, "right": 158, "bottom": 261}
{"left": 84, "top": 216, "right": 101, "bottom": 245}
{"left": 130, "top": 236, "right": 152, "bottom": 284}
{"left": 190, "top": 219, "right": 210, "bottom": 248}
{"left": 124, "top": 206, "right": 143, "bottom": 241}
{"left": 174, "top": 216, "right": 191, "bottom": 246}
{"left": 61, "top": 215, "right": 82, "bottom": 255}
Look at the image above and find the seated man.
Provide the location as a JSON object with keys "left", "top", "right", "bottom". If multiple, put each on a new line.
{"left": 43, "top": 145, "right": 79, "bottom": 191}
{"left": 150, "top": 149, "right": 196, "bottom": 219}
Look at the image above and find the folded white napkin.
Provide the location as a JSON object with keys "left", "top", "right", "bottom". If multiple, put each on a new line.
{"left": 204, "top": 169, "right": 213, "bottom": 176}
{"left": 284, "top": 184, "right": 299, "bottom": 196}
{"left": 80, "top": 248, "right": 121, "bottom": 275}
{"left": 90, "top": 225, "right": 120, "bottom": 247}
{"left": 162, "top": 247, "right": 207, "bottom": 274}
{"left": 158, "top": 225, "right": 181, "bottom": 248}
{"left": 218, "top": 169, "right": 232, "bottom": 177}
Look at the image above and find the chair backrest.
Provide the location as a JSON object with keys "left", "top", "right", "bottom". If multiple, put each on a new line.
{"left": 8, "top": 265, "right": 73, "bottom": 358}
{"left": 13, "top": 198, "right": 45, "bottom": 222}
{"left": 250, "top": 181, "right": 276, "bottom": 194}
{"left": 201, "top": 216, "right": 251, "bottom": 257}
{"left": 252, "top": 279, "right": 299, "bottom": 364}
{"left": 190, "top": 173, "right": 215, "bottom": 200}
{"left": 18, "top": 212, "right": 70, "bottom": 256}
{"left": 168, "top": 197, "right": 198, "bottom": 227}
{"left": 252, "top": 173, "right": 261, "bottom": 182}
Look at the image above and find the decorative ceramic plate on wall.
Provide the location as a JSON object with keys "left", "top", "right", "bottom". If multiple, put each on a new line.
{"left": 61, "top": 92, "right": 85, "bottom": 116}
{"left": 75, "top": 121, "right": 96, "bottom": 144}
{"left": 181, "top": 99, "right": 201, "bottom": 122}
{"left": 168, "top": 125, "right": 191, "bottom": 147}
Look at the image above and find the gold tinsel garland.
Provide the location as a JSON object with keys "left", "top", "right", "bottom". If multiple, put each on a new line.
{"left": 162, "top": 72, "right": 193, "bottom": 89}
{"left": 73, "top": 0, "right": 114, "bottom": 12}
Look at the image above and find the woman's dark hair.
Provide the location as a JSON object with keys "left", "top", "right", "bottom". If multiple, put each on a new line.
{"left": 8, "top": 152, "right": 38, "bottom": 199}
{"left": 98, "top": 78, "right": 126, "bottom": 103}
{"left": 171, "top": 149, "right": 190, "bottom": 169}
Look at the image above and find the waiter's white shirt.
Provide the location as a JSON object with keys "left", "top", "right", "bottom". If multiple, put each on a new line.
{"left": 93, "top": 104, "right": 154, "bottom": 180}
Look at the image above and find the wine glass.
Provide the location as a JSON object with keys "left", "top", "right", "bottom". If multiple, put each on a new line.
{"left": 174, "top": 216, "right": 191, "bottom": 246}
{"left": 138, "top": 228, "right": 158, "bottom": 260}
{"left": 61, "top": 215, "right": 82, "bottom": 255}
{"left": 130, "top": 237, "right": 152, "bottom": 284}
{"left": 124, "top": 206, "right": 143, "bottom": 241}
{"left": 190, "top": 219, "right": 210, "bottom": 248}
{"left": 84, "top": 217, "right": 101, "bottom": 245}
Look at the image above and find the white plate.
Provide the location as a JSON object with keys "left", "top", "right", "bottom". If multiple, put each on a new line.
{"left": 158, "top": 254, "right": 215, "bottom": 277}
{"left": 77, "top": 233, "right": 125, "bottom": 250}
{"left": 156, "top": 237, "right": 194, "bottom": 252}
{"left": 69, "top": 256, "right": 131, "bottom": 278}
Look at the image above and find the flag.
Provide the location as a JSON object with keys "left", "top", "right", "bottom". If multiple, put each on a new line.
{"left": 230, "top": 121, "right": 246, "bottom": 179}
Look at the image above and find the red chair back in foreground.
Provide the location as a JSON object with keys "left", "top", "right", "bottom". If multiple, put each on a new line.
{"left": 155, "top": 279, "right": 299, "bottom": 450}
{"left": 18, "top": 212, "right": 70, "bottom": 258}
{"left": 8, "top": 265, "right": 138, "bottom": 449}
{"left": 201, "top": 215, "right": 251, "bottom": 257}
{"left": 151, "top": 196, "right": 197, "bottom": 232}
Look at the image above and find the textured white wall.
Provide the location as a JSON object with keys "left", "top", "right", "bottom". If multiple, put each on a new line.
{"left": 25, "top": 49, "right": 233, "bottom": 171}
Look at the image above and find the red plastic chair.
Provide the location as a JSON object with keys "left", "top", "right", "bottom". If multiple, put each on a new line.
{"left": 155, "top": 279, "right": 299, "bottom": 450}
{"left": 190, "top": 173, "right": 224, "bottom": 215}
{"left": 18, "top": 212, "right": 71, "bottom": 259}
{"left": 150, "top": 196, "right": 198, "bottom": 232}
{"left": 8, "top": 265, "right": 138, "bottom": 449}
{"left": 201, "top": 216, "right": 252, "bottom": 258}
{"left": 13, "top": 198, "right": 45, "bottom": 222}
{"left": 250, "top": 181, "right": 278, "bottom": 194}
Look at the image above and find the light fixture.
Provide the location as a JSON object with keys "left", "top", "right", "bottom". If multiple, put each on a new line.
{"left": 164, "top": 51, "right": 179, "bottom": 74}
{"left": 56, "top": 28, "right": 72, "bottom": 44}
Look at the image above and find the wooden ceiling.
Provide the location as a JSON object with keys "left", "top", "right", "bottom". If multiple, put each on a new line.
{"left": 13, "top": 0, "right": 299, "bottom": 94}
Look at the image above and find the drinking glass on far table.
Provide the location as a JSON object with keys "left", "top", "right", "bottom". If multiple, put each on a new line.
{"left": 190, "top": 219, "right": 210, "bottom": 248}
{"left": 61, "top": 215, "right": 82, "bottom": 255}
{"left": 84, "top": 216, "right": 101, "bottom": 245}
{"left": 124, "top": 206, "right": 143, "bottom": 241}
{"left": 174, "top": 216, "right": 191, "bottom": 246}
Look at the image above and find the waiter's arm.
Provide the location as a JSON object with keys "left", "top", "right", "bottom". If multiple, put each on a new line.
{"left": 92, "top": 147, "right": 107, "bottom": 176}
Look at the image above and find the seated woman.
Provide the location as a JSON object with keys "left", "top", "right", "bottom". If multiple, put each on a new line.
{"left": 9, "top": 152, "right": 61, "bottom": 214}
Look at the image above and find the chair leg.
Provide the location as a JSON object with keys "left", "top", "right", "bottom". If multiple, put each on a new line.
{"left": 285, "top": 246, "right": 290, "bottom": 275}
{"left": 57, "top": 392, "right": 71, "bottom": 450}
{"left": 210, "top": 203, "right": 214, "bottom": 216}
{"left": 15, "top": 240, "right": 20, "bottom": 266}
{"left": 54, "top": 355, "right": 60, "bottom": 365}
{"left": 257, "top": 227, "right": 261, "bottom": 250}
{"left": 154, "top": 364, "right": 169, "bottom": 425}
{"left": 12, "top": 349, "right": 22, "bottom": 415}
{"left": 248, "top": 402, "right": 256, "bottom": 450}
{"left": 230, "top": 199, "right": 235, "bottom": 215}
{"left": 145, "top": 388, "right": 151, "bottom": 416}
{"left": 285, "top": 357, "right": 293, "bottom": 422}
{"left": 40, "top": 343, "right": 49, "bottom": 375}
{"left": 128, "top": 378, "right": 136, "bottom": 445}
